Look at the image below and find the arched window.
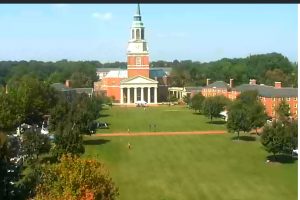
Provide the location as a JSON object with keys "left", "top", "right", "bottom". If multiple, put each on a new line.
{"left": 136, "top": 29, "right": 140, "bottom": 40}
{"left": 136, "top": 57, "right": 142, "bottom": 65}
{"left": 132, "top": 29, "right": 134, "bottom": 39}
{"left": 141, "top": 29, "right": 144, "bottom": 39}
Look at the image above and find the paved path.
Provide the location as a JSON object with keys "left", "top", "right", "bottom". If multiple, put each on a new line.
{"left": 94, "top": 130, "right": 226, "bottom": 137}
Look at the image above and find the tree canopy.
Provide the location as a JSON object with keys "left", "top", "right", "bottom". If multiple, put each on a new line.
{"left": 34, "top": 154, "right": 119, "bottom": 200}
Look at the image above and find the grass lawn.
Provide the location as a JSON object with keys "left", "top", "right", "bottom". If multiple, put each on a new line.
{"left": 96, "top": 105, "right": 226, "bottom": 133}
{"left": 84, "top": 133, "right": 297, "bottom": 200}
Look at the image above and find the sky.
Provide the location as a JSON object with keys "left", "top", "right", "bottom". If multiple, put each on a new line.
{"left": 0, "top": 4, "right": 297, "bottom": 63}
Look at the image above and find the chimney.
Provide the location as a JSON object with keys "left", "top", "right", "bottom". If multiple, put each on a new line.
{"left": 229, "top": 79, "right": 234, "bottom": 88}
{"left": 274, "top": 81, "right": 281, "bottom": 88}
{"left": 249, "top": 79, "right": 256, "bottom": 85}
{"left": 65, "top": 80, "right": 71, "bottom": 88}
{"left": 206, "top": 78, "right": 211, "bottom": 86}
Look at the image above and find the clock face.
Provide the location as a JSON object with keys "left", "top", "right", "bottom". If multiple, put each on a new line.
{"left": 128, "top": 42, "right": 146, "bottom": 53}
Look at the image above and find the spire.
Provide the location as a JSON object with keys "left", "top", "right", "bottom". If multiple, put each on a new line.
{"left": 133, "top": 4, "right": 142, "bottom": 22}
{"left": 136, "top": 3, "right": 141, "bottom": 16}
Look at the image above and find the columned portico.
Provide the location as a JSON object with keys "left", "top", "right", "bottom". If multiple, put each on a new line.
{"left": 120, "top": 75, "right": 158, "bottom": 105}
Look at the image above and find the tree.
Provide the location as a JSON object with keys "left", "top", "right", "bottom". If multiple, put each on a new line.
{"left": 249, "top": 102, "right": 267, "bottom": 134}
{"left": 51, "top": 121, "right": 84, "bottom": 158}
{"left": 261, "top": 120, "right": 298, "bottom": 159}
{"left": 182, "top": 95, "right": 191, "bottom": 105}
{"left": 202, "top": 96, "right": 228, "bottom": 121}
{"left": 0, "top": 132, "right": 8, "bottom": 199}
{"left": 261, "top": 121, "right": 284, "bottom": 158}
{"left": 237, "top": 90, "right": 267, "bottom": 134}
{"left": 22, "top": 130, "right": 51, "bottom": 160}
{"left": 0, "top": 90, "right": 21, "bottom": 131}
{"left": 190, "top": 93, "right": 204, "bottom": 112}
{"left": 275, "top": 100, "right": 290, "bottom": 122}
{"left": 34, "top": 154, "right": 119, "bottom": 200}
{"left": 227, "top": 100, "right": 252, "bottom": 140}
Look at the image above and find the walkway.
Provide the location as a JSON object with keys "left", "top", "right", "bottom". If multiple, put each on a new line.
{"left": 94, "top": 130, "right": 226, "bottom": 137}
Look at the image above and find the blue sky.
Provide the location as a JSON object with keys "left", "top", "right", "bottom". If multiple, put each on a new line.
{"left": 0, "top": 4, "right": 297, "bottom": 63}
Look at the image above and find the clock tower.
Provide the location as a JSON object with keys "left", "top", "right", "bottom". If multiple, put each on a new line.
{"left": 127, "top": 4, "right": 150, "bottom": 78}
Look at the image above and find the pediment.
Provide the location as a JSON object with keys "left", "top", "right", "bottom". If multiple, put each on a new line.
{"left": 121, "top": 75, "right": 158, "bottom": 84}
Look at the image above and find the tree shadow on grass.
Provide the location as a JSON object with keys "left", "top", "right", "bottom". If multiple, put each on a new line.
{"left": 99, "top": 114, "right": 110, "bottom": 118}
{"left": 83, "top": 139, "right": 110, "bottom": 146}
{"left": 207, "top": 120, "right": 226, "bottom": 125}
{"left": 231, "top": 135, "right": 257, "bottom": 141}
{"left": 267, "top": 154, "right": 297, "bottom": 164}
{"left": 192, "top": 112, "right": 202, "bottom": 115}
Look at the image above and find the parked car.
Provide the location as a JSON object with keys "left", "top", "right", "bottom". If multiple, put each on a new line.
{"left": 136, "top": 100, "right": 148, "bottom": 107}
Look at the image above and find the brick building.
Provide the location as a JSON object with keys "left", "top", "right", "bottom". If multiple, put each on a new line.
{"left": 93, "top": 4, "right": 170, "bottom": 105}
{"left": 201, "top": 78, "right": 298, "bottom": 119}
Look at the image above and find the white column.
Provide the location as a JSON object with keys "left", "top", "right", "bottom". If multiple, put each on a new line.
{"left": 134, "top": 87, "right": 137, "bottom": 103}
{"left": 148, "top": 87, "right": 151, "bottom": 103}
{"left": 154, "top": 87, "right": 157, "bottom": 104}
{"left": 120, "top": 87, "right": 124, "bottom": 104}
{"left": 127, "top": 88, "right": 130, "bottom": 104}
{"left": 141, "top": 87, "right": 144, "bottom": 101}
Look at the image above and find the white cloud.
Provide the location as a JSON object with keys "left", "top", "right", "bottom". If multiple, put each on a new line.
{"left": 92, "top": 12, "right": 112, "bottom": 21}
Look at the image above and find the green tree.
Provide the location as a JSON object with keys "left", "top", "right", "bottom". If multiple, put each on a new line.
{"left": 275, "top": 100, "right": 290, "bottom": 122}
{"left": 261, "top": 121, "right": 284, "bottom": 158}
{"left": 190, "top": 93, "right": 204, "bottom": 112}
{"left": 202, "top": 96, "right": 228, "bottom": 121}
{"left": 51, "top": 121, "right": 84, "bottom": 158}
{"left": 22, "top": 130, "right": 51, "bottom": 160}
{"left": 227, "top": 100, "right": 252, "bottom": 140}
{"left": 237, "top": 90, "right": 267, "bottom": 134}
{"left": 261, "top": 120, "right": 298, "bottom": 159}
{"left": 34, "top": 154, "right": 119, "bottom": 200}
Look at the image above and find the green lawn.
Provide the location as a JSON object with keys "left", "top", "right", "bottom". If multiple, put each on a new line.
{"left": 84, "top": 134, "right": 297, "bottom": 200}
{"left": 97, "top": 105, "right": 226, "bottom": 133}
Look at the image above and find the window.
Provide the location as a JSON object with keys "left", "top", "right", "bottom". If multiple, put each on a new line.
{"left": 141, "top": 29, "right": 144, "bottom": 39}
{"left": 296, "top": 110, "right": 298, "bottom": 115}
{"left": 132, "top": 29, "right": 134, "bottom": 39}
{"left": 136, "top": 57, "right": 142, "bottom": 65}
{"left": 286, "top": 97, "right": 290, "bottom": 101}
{"left": 294, "top": 97, "right": 297, "bottom": 101}
{"left": 136, "top": 29, "right": 140, "bottom": 40}
{"left": 272, "top": 98, "right": 276, "bottom": 101}
{"left": 295, "top": 104, "right": 297, "bottom": 108}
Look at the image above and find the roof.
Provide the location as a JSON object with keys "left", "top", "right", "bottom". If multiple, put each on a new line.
{"left": 121, "top": 75, "right": 158, "bottom": 84}
{"left": 234, "top": 84, "right": 298, "bottom": 98}
{"left": 96, "top": 68, "right": 121, "bottom": 72}
{"left": 51, "top": 83, "right": 93, "bottom": 95}
{"left": 74, "top": 88, "right": 93, "bottom": 94}
{"left": 151, "top": 67, "right": 172, "bottom": 75}
{"left": 185, "top": 86, "right": 203, "bottom": 92}
{"left": 150, "top": 69, "right": 167, "bottom": 78}
{"left": 51, "top": 83, "right": 70, "bottom": 91}
{"left": 204, "top": 81, "right": 230, "bottom": 90}
{"left": 105, "top": 70, "right": 128, "bottom": 78}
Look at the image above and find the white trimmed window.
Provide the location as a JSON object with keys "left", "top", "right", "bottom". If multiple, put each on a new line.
{"left": 136, "top": 57, "right": 142, "bottom": 65}
{"left": 286, "top": 97, "right": 290, "bottom": 101}
{"left": 295, "top": 104, "right": 297, "bottom": 108}
{"left": 294, "top": 97, "right": 297, "bottom": 101}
